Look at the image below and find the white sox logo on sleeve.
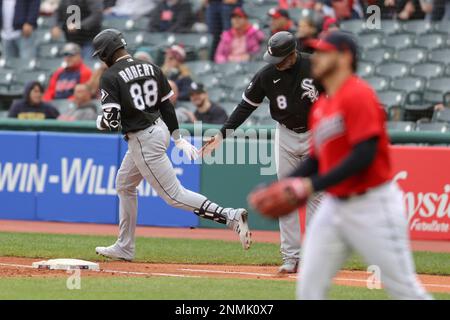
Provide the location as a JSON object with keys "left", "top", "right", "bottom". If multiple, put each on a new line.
{"left": 100, "top": 89, "right": 109, "bottom": 102}
{"left": 301, "top": 78, "right": 319, "bottom": 103}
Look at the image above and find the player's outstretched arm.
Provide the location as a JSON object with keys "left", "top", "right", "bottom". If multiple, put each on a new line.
{"left": 200, "top": 100, "right": 257, "bottom": 157}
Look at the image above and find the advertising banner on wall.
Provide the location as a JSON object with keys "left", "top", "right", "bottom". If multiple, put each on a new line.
{"left": 0, "top": 131, "right": 200, "bottom": 228}
{"left": 391, "top": 146, "right": 450, "bottom": 240}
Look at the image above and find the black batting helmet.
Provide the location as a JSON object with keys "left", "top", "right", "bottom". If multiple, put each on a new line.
{"left": 92, "top": 29, "right": 127, "bottom": 66}
{"left": 263, "top": 31, "right": 297, "bottom": 64}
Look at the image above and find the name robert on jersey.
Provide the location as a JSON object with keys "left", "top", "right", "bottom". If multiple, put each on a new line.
{"left": 118, "top": 62, "right": 155, "bottom": 83}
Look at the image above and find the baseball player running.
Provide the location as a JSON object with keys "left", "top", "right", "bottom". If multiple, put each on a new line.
{"left": 92, "top": 29, "right": 251, "bottom": 261}
{"left": 249, "top": 31, "right": 431, "bottom": 299}
{"left": 202, "top": 31, "right": 322, "bottom": 273}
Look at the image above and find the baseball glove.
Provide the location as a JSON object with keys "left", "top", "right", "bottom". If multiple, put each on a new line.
{"left": 248, "top": 178, "right": 309, "bottom": 218}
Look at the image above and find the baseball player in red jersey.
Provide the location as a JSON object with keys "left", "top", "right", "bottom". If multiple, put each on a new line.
{"left": 249, "top": 31, "right": 431, "bottom": 300}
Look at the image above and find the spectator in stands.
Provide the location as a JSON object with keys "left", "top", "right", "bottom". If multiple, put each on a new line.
{"left": 43, "top": 42, "right": 92, "bottom": 101}
{"left": 279, "top": 0, "right": 316, "bottom": 9}
{"left": 214, "top": 7, "right": 265, "bottom": 64}
{"left": 40, "top": 0, "right": 60, "bottom": 15}
{"left": 0, "top": 0, "right": 40, "bottom": 59}
{"left": 268, "top": 8, "right": 295, "bottom": 35}
{"left": 396, "top": 0, "right": 426, "bottom": 19}
{"left": 189, "top": 82, "right": 228, "bottom": 124}
{"left": 148, "top": 0, "right": 193, "bottom": 33}
{"left": 161, "top": 44, "right": 193, "bottom": 101}
{"left": 133, "top": 51, "right": 153, "bottom": 63}
{"left": 205, "top": 0, "right": 243, "bottom": 61}
{"left": 8, "top": 81, "right": 59, "bottom": 119}
{"left": 58, "top": 84, "right": 98, "bottom": 121}
{"left": 170, "top": 79, "right": 197, "bottom": 123}
{"left": 51, "top": 0, "right": 103, "bottom": 59}
{"left": 103, "top": 0, "right": 155, "bottom": 18}
{"left": 296, "top": 13, "right": 323, "bottom": 54}
{"left": 430, "top": 0, "right": 450, "bottom": 20}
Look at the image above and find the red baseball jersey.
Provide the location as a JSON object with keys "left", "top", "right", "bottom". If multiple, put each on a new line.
{"left": 309, "top": 75, "right": 392, "bottom": 196}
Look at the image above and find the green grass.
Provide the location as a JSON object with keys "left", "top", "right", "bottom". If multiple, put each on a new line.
{"left": 0, "top": 277, "right": 448, "bottom": 300}
{"left": 0, "top": 232, "right": 449, "bottom": 275}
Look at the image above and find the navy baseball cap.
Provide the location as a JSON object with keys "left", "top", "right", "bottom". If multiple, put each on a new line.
{"left": 307, "top": 31, "right": 357, "bottom": 57}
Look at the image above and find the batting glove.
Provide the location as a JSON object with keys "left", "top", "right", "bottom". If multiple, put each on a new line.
{"left": 175, "top": 137, "right": 199, "bottom": 161}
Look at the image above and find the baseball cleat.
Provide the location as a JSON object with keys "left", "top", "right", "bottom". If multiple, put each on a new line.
{"left": 228, "top": 209, "right": 252, "bottom": 250}
{"left": 95, "top": 244, "right": 134, "bottom": 261}
{"left": 278, "top": 259, "right": 299, "bottom": 274}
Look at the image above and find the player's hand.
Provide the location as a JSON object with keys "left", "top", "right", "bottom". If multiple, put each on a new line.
{"left": 248, "top": 178, "right": 312, "bottom": 218}
{"left": 200, "top": 134, "right": 222, "bottom": 157}
{"left": 175, "top": 138, "right": 199, "bottom": 161}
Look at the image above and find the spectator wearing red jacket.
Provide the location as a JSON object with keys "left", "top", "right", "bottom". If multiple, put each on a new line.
{"left": 279, "top": 0, "right": 316, "bottom": 9}
{"left": 43, "top": 43, "right": 92, "bottom": 101}
{"left": 215, "top": 8, "right": 265, "bottom": 64}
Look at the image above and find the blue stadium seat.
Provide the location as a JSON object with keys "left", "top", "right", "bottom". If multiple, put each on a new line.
{"left": 387, "top": 121, "right": 415, "bottom": 131}
{"left": 186, "top": 60, "right": 215, "bottom": 76}
{"left": 378, "top": 20, "right": 402, "bottom": 35}
{"left": 401, "top": 20, "right": 433, "bottom": 35}
{"left": 0, "top": 69, "right": 14, "bottom": 86}
{"left": 410, "top": 62, "right": 444, "bottom": 79}
{"left": 35, "top": 58, "right": 64, "bottom": 72}
{"left": 378, "top": 90, "right": 406, "bottom": 108}
{"left": 37, "top": 43, "right": 63, "bottom": 58}
{"left": 427, "top": 77, "right": 450, "bottom": 95}
{"left": 376, "top": 62, "right": 409, "bottom": 79}
{"left": 394, "top": 47, "right": 427, "bottom": 64}
{"left": 214, "top": 62, "right": 246, "bottom": 77}
{"left": 383, "top": 33, "right": 414, "bottom": 50}
{"left": 365, "top": 76, "right": 389, "bottom": 91}
{"left": 220, "top": 74, "right": 252, "bottom": 90}
{"left": 358, "top": 33, "right": 382, "bottom": 49}
{"left": 428, "top": 48, "right": 450, "bottom": 64}
{"left": 415, "top": 122, "right": 448, "bottom": 132}
{"left": 340, "top": 20, "right": 367, "bottom": 35}
{"left": 357, "top": 61, "right": 375, "bottom": 78}
{"left": 13, "top": 71, "right": 48, "bottom": 86}
{"left": 415, "top": 33, "right": 447, "bottom": 50}
{"left": 390, "top": 77, "right": 426, "bottom": 92}
{"left": 433, "top": 108, "right": 450, "bottom": 123}
{"left": 362, "top": 47, "right": 394, "bottom": 64}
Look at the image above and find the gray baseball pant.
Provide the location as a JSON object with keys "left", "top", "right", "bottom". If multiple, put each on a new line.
{"left": 274, "top": 123, "right": 322, "bottom": 263}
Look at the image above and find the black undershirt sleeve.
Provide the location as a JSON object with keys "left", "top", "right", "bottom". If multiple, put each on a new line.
{"left": 220, "top": 100, "right": 256, "bottom": 138}
{"left": 289, "top": 137, "right": 379, "bottom": 192}
{"left": 291, "top": 156, "right": 319, "bottom": 178}
{"left": 159, "top": 99, "right": 180, "bottom": 138}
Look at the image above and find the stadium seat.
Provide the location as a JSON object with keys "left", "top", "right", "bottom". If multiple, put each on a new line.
{"left": 13, "top": 71, "right": 48, "bottom": 86}
{"left": 383, "top": 33, "right": 413, "bottom": 50}
{"left": 243, "top": 4, "right": 275, "bottom": 19}
{"left": 401, "top": 20, "right": 433, "bottom": 35}
{"left": 220, "top": 74, "right": 251, "bottom": 90}
{"left": 207, "top": 87, "right": 227, "bottom": 102}
{"left": 215, "top": 62, "right": 246, "bottom": 77}
{"left": 433, "top": 108, "right": 450, "bottom": 123}
{"left": 428, "top": 48, "right": 450, "bottom": 64}
{"left": 52, "top": 99, "right": 75, "bottom": 114}
{"left": 394, "top": 47, "right": 427, "bottom": 64}
{"left": 37, "top": 43, "right": 63, "bottom": 58}
{"left": 378, "top": 90, "right": 405, "bottom": 108}
{"left": 434, "top": 20, "right": 450, "bottom": 33}
{"left": 357, "top": 61, "right": 375, "bottom": 78}
{"left": 410, "top": 62, "right": 444, "bottom": 79}
{"left": 0, "top": 69, "right": 14, "bottom": 86}
{"left": 130, "top": 17, "right": 150, "bottom": 31}
{"left": 246, "top": 61, "right": 267, "bottom": 75}
{"left": 173, "top": 33, "right": 212, "bottom": 50}
{"left": 358, "top": 33, "right": 382, "bottom": 50}
{"left": 415, "top": 33, "right": 446, "bottom": 50}
{"left": 128, "top": 32, "right": 171, "bottom": 48}
{"left": 35, "top": 58, "right": 64, "bottom": 72}
{"left": 365, "top": 76, "right": 389, "bottom": 91}
{"left": 362, "top": 47, "right": 394, "bottom": 64}
{"left": 198, "top": 74, "right": 221, "bottom": 89}
{"left": 375, "top": 62, "right": 409, "bottom": 79}
{"left": 426, "top": 77, "right": 450, "bottom": 95}
{"left": 390, "top": 77, "right": 426, "bottom": 93}
{"left": 415, "top": 122, "right": 448, "bottom": 132}
{"left": 36, "top": 16, "right": 55, "bottom": 29}
{"left": 387, "top": 121, "right": 415, "bottom": 131}
{"left": 423, "top": 90, "right": 444, "bottom": 104}
{"left": 378, "top": 20, "right": 402, "bottom": 35}
{"left": 102, "top": 18, "right": 134, "bottom": 31}
{"left": 340, "top": 20, "right": 366, "bottom": 34}
{"left": 0, "top": 57, "right": 35, "bottom": 71}
{"left": 186, "top": 61, "right": 215, "bottom": 76}
{"left": 0, "top": 110, "right": 8, "bottom": 118}
{"left": 34, "top": 29, "right": 55, "bottom": 45}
